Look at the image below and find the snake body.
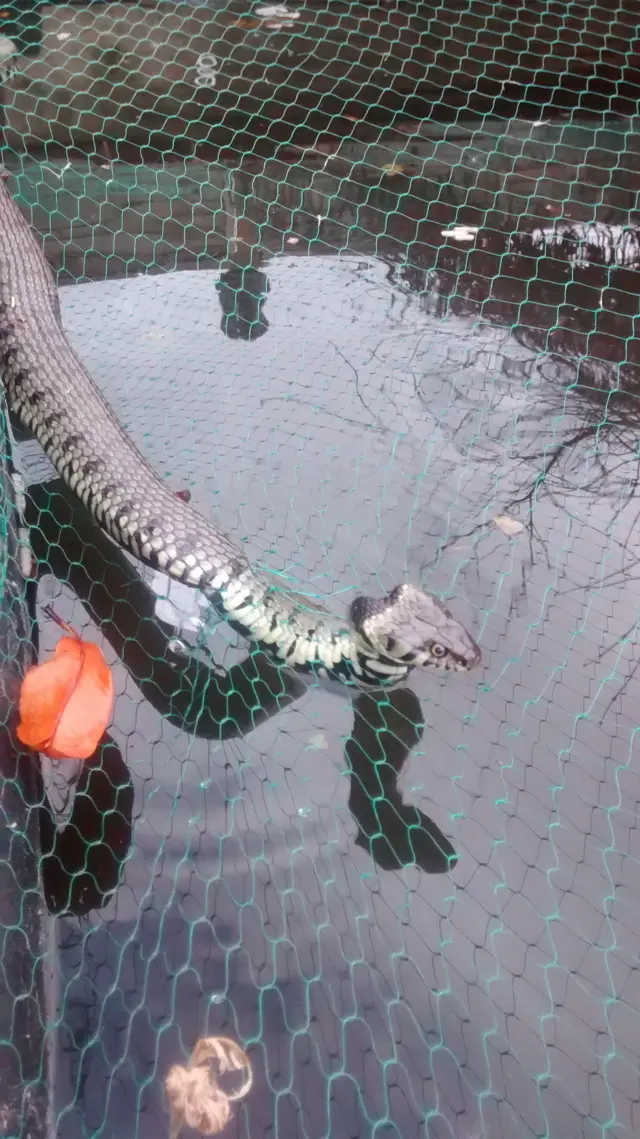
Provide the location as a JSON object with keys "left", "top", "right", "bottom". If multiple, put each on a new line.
{"left": 0, "top": 175, "right": 481, "bottom": 689}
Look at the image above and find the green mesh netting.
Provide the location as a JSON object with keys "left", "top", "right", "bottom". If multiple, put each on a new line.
{"left": 0, "top": 2, "right": 639, "bottom": 1138}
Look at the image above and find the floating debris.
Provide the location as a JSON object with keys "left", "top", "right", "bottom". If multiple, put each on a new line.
{"left": 493, "top": 514, "right": 524, "bottom": 537}
{"left": 254, "top": 4, "right": 300, "bottom": 17}
{"left": 165, "top": 1036, "right": 253, "bottom": 1139}
{"left": 440, "top": 226, "right": 479, "bottom": 241}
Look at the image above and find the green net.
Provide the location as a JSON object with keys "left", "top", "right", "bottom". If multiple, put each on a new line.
{"left": 0, "top": 2, "right": 639, "bottom": 1138}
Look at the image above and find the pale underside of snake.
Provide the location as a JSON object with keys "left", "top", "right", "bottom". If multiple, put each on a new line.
{"left": 0, "top": 174, "right": 481, "bottom": 691}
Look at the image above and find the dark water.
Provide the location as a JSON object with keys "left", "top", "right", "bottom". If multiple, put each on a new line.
{"left": 9, "top": 117, "right": 640, "bottom": 1139}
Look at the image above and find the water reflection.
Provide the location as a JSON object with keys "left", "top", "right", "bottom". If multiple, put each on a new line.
{"left": 26, "top": 478, "right": 456, "bottom": 879}
{"left": 347, "top": 689, "right": 457, "bottom": 873}
{"left": 217, "top": 168, "right": 270, "bottom": 340}
{"left": 195, "top": 124, "right": 640, "bottom": 531}
{"left": 529, "top": 222, "right": 640, "bottom": 268}
{"left": 37, "top": 736, "right": 134, "bottom": 917}
{"left": 381, "top": 219, "right": 640, "bottom": 548}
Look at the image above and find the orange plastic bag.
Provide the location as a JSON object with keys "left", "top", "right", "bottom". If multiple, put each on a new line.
{"left": 17, "top": 610, "right": 114, "bottom": 760}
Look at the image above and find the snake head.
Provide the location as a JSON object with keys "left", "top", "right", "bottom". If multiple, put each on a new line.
{"left": 350, "top": 583, "right": 482, "bottom": 676}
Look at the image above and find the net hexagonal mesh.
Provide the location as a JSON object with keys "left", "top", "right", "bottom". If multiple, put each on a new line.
{"left": 0, "top": 2, "right": 638, "bottom": 1138}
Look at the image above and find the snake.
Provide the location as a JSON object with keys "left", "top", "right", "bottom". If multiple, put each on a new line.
{"left": 0, "top": 173, "right": 481, "bottom": 691}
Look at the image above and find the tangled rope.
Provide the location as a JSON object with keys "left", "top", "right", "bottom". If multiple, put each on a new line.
{"left": 165, "top": 1035, "right": 253, "bottom": 1138}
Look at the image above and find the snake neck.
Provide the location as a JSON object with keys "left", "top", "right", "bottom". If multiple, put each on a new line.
{"left": 205, "top": 568, "right": 412, "bottom": 690}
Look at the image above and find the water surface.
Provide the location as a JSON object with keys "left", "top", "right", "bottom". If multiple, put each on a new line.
{"left": 13, "top": 116, "right": 640, "bottom": 1139}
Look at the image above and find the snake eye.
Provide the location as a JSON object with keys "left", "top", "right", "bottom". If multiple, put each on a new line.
{"left": 431, "top": 643, "right": 448, "bottom": 659}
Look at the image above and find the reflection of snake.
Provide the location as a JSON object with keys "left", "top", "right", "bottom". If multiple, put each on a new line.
{"left": 0, "top": 175, "right": 481, "bottom": 691}
{"left": 37, "top": 737, "right": 134, "bottom": 917}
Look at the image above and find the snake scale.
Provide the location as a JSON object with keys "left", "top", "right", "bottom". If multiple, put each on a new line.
{"left": 0, "top": 173, "right": 481, "bottom": 690}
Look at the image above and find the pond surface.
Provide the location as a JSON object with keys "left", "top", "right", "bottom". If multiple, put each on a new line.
{"left": 9, "top": 115, "right": 640, "bottom": 1139}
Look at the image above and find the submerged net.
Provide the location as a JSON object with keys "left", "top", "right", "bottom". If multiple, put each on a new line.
{"left": 0, "top": 3, "right": 639, "bottom": 1138}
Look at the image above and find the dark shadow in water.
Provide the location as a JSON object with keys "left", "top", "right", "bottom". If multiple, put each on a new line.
{"left": 348, "top": 689, "right": 457, "bottom": 873}
{"left": 26, "top": 477, "right": 457, "bottom": 886}
{"left": 36, "top": 735, "right": 134, "bottom": 918}
{"left": 216, "top": 266, "right": 270, "bottom": 341}
{"left": 216, "top": 168, "right": 270, "bottom": 341}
